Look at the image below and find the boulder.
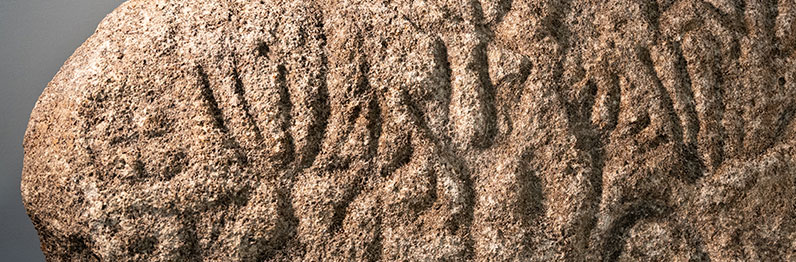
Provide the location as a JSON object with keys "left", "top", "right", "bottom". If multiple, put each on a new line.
{"left": 22, "top": 0, "right": 796, "bottom": 260}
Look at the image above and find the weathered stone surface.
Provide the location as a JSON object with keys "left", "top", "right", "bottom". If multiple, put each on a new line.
{"left": 22, "top": 0, "right": 796, "bottom": 260}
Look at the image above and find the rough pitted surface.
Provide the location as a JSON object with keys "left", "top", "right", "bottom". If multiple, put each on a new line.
{"left": 22, "top": 0, "right": 796, "bottom": 261}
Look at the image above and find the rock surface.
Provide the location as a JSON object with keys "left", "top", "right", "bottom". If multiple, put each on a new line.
{"left": 22, "top": 0, "right": 796, "bottom": 261}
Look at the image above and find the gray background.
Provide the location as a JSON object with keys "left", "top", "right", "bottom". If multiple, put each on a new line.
{"left": 1, "top": 1, "right": 126, "bottom": 260}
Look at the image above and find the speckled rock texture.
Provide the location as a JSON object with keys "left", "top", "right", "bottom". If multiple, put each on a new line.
{"left": 22, "top": 0, "right": 796, "bottom": 261}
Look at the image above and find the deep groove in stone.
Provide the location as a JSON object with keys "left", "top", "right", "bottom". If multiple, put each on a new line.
{"left": 231, "top": 59, "right": 265, "bottom": 142}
